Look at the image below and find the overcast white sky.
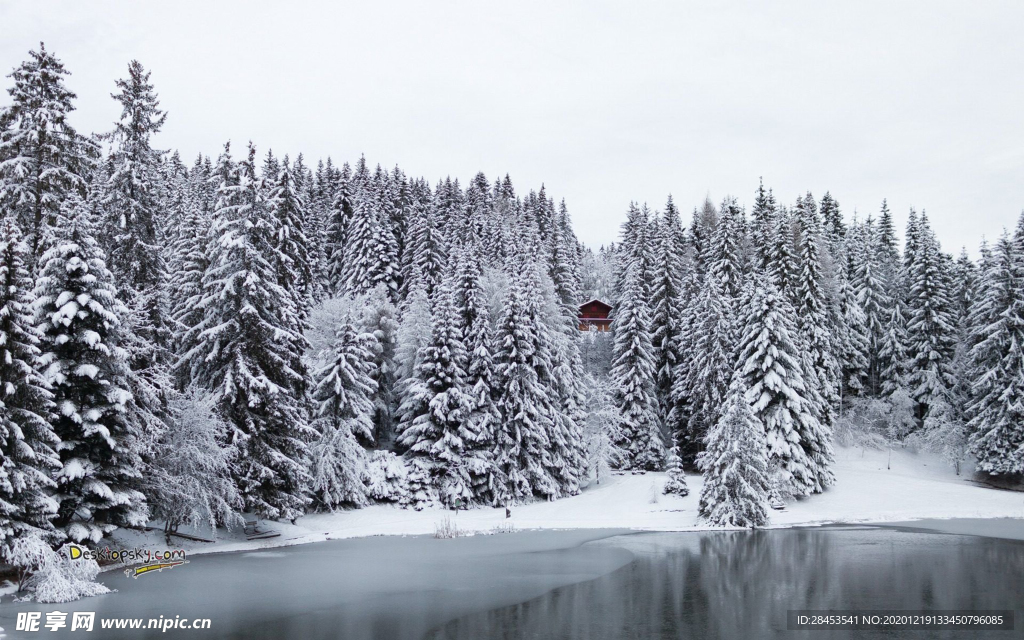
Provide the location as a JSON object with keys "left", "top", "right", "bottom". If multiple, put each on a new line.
{"left": 2, "top": 1, "right": 1022, "bottom": 253}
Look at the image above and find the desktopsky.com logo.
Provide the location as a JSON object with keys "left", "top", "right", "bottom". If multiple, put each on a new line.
{"left": 68, "top": 544, "right": 189, "bottom": 578}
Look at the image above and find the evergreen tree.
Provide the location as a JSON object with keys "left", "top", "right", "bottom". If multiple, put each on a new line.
{"left": 179, "top": 144, "right": 313, "bottom": 520}
{"left": 0, "top": 218, "right": 61, "bottom": 562}
{"left": 678, "top": 276, "right": 734, "bottom": 466}
{"left": 878, "top": 298, "right": 910, "bottom": 397}
{"left": 310, "top": 320, "right": 377, "bottom": 508}
{"left": 966, "top": 221, "right": 1024, "bottom": 474}
{"left": 905, "top": 214, "right": 957, "bottom": 420}
{"left": 491, "top": 257, "right": 561, "bottom": 503}
{"left": 734, "top": 276, "right": 833, "bottom": 498}
{"left": 609, "top": 258, "right": 664, "bottom": 471}
{"left": 33, "top": 197, "right": 147, "bottom": 542}
{"left": 0, "top": 44, "right": 93, "bottom": 263}
{"left": 662, "top": 440, "right": 689, "bottom": 496}
{"left": 697, "top": 378, "right": 770, "bottom": 528}
{"left": 793, "top": 194, "right": 839, "bottom": 426}
{"left": 397, "top": 282, "right": 476, "bottom": 508}
{"left": 101, "top": 60, "right": 170, "bottom": 361}
{"left": 650, "top": 196, "right": 687, "bottom": 424}
{"left": 266, "top": 154, "right": 313, "bottom": 320}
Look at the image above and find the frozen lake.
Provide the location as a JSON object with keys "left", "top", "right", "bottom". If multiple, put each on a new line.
{"left": 2, "top": 523, "right": 1022, "bottom": 639}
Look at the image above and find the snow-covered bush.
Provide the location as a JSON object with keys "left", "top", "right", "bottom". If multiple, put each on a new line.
{"left": 582, "top": 379, "right": 623, "bottom": 486}
{"left": 6, "top": 534, "right": 52, "bottom": 592}
{"left": 148, "top": 388, "right": 243, "bottom": 535}
{"left": 433, "top": 515, "right": 464, "bottom": 539}
{"left": 911, "top": 398, "right": 969, "bottom": 475}
{"left": 28, "top": 544, "right": 110, "bottom": 604}
{"left": 364, "top": 450, "right": 409, "bottom": 503}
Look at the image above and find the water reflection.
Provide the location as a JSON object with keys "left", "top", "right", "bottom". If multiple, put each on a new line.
{"left": 428, "top": 529, "right": 1024, "bottom": 640}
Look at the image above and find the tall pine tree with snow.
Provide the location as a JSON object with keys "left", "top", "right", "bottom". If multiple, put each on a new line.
{"left": 178, "top": 144, "right": 313, "bottom": 521}
{"left": 904, "top": 213, "right": 957, "bottom": 420}
{"left": 101, "top": 60, "right": 171, "bottom": 362}
{"left": 0, "top": 44, "right": 93, "bottom": 263}
{"left": 310, "top": 320, "right": 377, "bottom": 509}
{"left": 677, "top": 276, "right": 734, "bottom": 466}
{"left": 734, "top": 275, "right": 833, "bottom": 498}
{"left": 0, "top": 217, "right": 61, "bottom": 562}
{"left": 609, "top": 257, "right": 664, "bottom": 471}
{"left": 396, "top": 280, "right": 478, "bottom": 508}
{"left": 491, "top": 254, "right": 562, "bottom": 503}
{"left": 650, "top": 196, "right": 687, "bottom": 425}
{"left": 966, "top": 220, "right": 1024, "bottom": 475}
{"left": 266, "top": 153, "right": 314, "bottom": 320}
{"left": 697, "top": 378, "right": 770, "bottom": 528}
{"left": 33, "top": 196, "right": 147, "bottom": 542}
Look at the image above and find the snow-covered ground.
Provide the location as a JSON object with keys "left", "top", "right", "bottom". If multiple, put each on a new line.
{"left": 102, "top": 444, "right": 1024, "bottom": 559}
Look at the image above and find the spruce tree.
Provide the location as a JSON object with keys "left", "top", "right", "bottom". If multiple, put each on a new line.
{"left": 966, "top": 221, "right": 1024, "bottom": 475}
{"left": 734, "top": 276, "right": 833, "bottom": 497}
{"left": 101, "top": 60, "right": 171, "bottom": 361}
{"left": 397, "top": 282, "right": 476, "bottom": 508}
{"left": 0, "top": 218, "right": 61, "bottom": 561}
{"left": 33, "top": 197, "right": 147, "bottom": 542}
{"left": 905, "top": 214, "right": 957, "bottom": 420}
{"left": 0, "top": 44, "right": 93, "bottom": 263}
{"left": 179, "top": 144, "right": 313, "bottom": 520}
{"left": 650, "top": 196, "right": 687, "bottom": 424}
{"left": 492, "top": 257, "right": 561, "bottom": 503}
{"left": 662, "top": 440, "right": 689, "bottom": 496}
{"left": 697, "top": 378, "right": 770, "bottom": 528}
{"left": 679, "top": 276, "right": 734, "bottom": 466}
{"left": 310, "top": 320, "right": 377, "bottom": 509}
{"left": 609, "top": 258, "right": 664, "bottom": 471}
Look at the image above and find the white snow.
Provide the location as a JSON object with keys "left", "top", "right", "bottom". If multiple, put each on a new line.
{"left": 107, "top": 444, "right": 1024, "bottom": 559}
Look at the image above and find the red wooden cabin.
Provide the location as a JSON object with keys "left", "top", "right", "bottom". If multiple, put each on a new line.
{"left": 579, "top": 299, "right": 613, "bottom": 332}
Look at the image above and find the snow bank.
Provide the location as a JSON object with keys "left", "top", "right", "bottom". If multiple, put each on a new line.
{"left": 111, "top": 445, "right": 1024, "bottom": 559}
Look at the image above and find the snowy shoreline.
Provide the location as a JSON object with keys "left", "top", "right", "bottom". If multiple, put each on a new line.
{"left": 99, "top": 445, "right": 1024, "bottom": 564}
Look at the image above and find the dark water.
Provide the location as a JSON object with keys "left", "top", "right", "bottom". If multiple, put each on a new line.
{"left": 1, "top": 526, "right": 1022, "bottom": 639}
{"left": 430, "top": 528, "right": 1024, "bottom": 640}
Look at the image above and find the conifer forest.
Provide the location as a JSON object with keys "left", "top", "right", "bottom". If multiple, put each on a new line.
{"left": 2, "top": 42, "right": 1023, "bottom": 594}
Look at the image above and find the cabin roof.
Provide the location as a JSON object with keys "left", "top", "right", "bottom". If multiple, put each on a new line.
{"left": 579, "top": 298, "right": 613, "bottom": 311}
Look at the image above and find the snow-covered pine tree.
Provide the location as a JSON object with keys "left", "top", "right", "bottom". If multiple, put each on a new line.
{"left": 609, "top": 256, "right": 664, "bottom": 471}
{"left": 450, "top": 242, "right": 498, "bottom": 502}
{"left": 708, "top": 196, "right": 745, "bottom": 300}
{"left": 400, "top": 180, "right": 447, "bottom": 299}
{"left": 393, "top": 285, "right": 433, "bottom": 447}
{"left": 966, "top": 221, "right": 1024, "bottom": 475}
{"left": 358, "top": 284, "right": 399, "bottom": 447}
{"left": 734, "top": 275, "right": 833, "bottom": 498}
{"left": 397, "top": 279, "right": 475, "bottom": 508}
{"left": 750, "top": 179, "right": 777, "bottom": 274}
{"left": 323, "top": 160, "right": 353, "bottom": 295}
{"left": 697, "top": 378, "right": 770, "bottom": 528}
{"left": 650, "top": 195, "right": 687, "bottom": 425}
{"left": 678, "top": 275, "right": 733, "bottom": 466}
{"left": 878, "top": 298, "right": 911, "bottom": 397}
{"left": 309, "top": 320, "right": 377, "bottom": 509}
{"left": 179, "top": 143, "right": 313, "bottom": 521}
{"left": 904, "top": 213, "right": 957, "bottom": 421}
{"left": 101, "top": 60, "right": 171, "bottom": 362}
{"left": 33, "top": 196, "right": 147, "bottom": 542}
{"left": 0, "top": 217, "right": 61, "bottom": 565}
{"left": 0, "top": 44, "right": 93, "bottom": 263}
{"left": 492, "top": 255, "right": 561, "bottom": 503}
{"left": 819, "top": 192, "right": 846, "bottom": 254}
{"left": 793, "top": 194, "right": 840, "bottom": 427}
{"left": 850, "top": 219, "right": 889, "bottom": 395}
{"left": 266, "top": 153, "right": 314, "bottom": 320}
{"left": 662, "top": 439, "right": 689, "bottom": 496}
